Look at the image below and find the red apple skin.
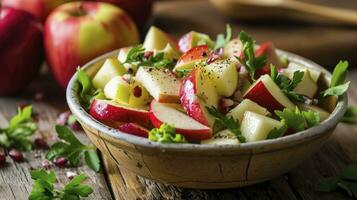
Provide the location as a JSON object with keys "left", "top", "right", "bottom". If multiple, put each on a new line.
{"left": 244, "top": 81, "right": 285, "bottom": 112}
{"left": 179, "top": 68, "right": 210, "bottom": 126}
{"left": 44, "top": 2, "right": 140, "bottom": 89}
{"left": 89, "top": 99, "right": 151, "bottom": 127}
{"left": 0, "top": 7, "right": 43, "bottom": 95}
{"left": 2, "top": 0, "right": 73, "bottom": 22}
{"left": 117, "top": 123, "right": 149, "bottom": 138}
{"left": 178, "top": 32, "right": 193, "bottom": 53}
{"left": 93, "top": 0, "right": 153, "bottom": 28}
{"left": 176, "top": 45, "right": 209, "bottom": 68}
{"left": 254, "top": 41, "right": 282, "bottom": 78}
{"left": 149, "top": 101, "right": 211, "bottom": 141}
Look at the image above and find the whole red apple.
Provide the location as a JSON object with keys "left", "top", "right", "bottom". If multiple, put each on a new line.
{"left": 44, "top": 1, "right": 140, "bottom": 89}
{"left": 91, "top": 0, "right": 153, "bottom": 27}
{"left": 0, "top": 7, "right": 43, "bottom": 95}
{"left": 2, "top": 0, "right": 73, "bottom": 22}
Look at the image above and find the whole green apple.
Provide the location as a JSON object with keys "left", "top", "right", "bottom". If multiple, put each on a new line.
{"left": 2, "top": 0, "right": 73, "bottom": 22}
{"left": 44, "top": 1, "right": 140, "bottom": 89}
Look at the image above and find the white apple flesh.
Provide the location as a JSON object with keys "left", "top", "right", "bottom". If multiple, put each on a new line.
{"left": 143, "top": 26, "right": 178, "bottom": 51}
{"left": 227, "top": 99, "right": 270, "bottom": 123}
{"left": 92, "top": 58, "right": 127, "bottom": 89}
{"left": 285, "top": 62, "right": 321, "bottom": 82}
{"left": 201, "top": 129, "right": 240, "bottom": 145}
{"left": 297, "top": 103, "right": 330, "bottom": 121}
{"left": 149, "top": 100, "right": 212, "bottom": 141}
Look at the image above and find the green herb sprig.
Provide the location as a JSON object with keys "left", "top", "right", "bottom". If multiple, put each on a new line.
{"left": 29, "top": 170, "right": 93, "bottom": 200}
{"left": 46, "top": 125, "right": 101, "bottom": 172}
{"left": 149, "top": 123, "right": 186, "bottom": 143}
{"left": 0, "top": 105, "right": 37, "bottom": 151}
{"left": 214, "top": 24, "right": 232, "bottom": 50}
{"left": 266, "top": 124, "right": 288, "bottom": 139}
{"left": 76, "top": 69, "right": 105, "bottom": 110}
{"left": 322, "top": 60, "right": 350, "bottom": 98}
{"left": 319, "top": 163, "right": 357, "bottom": 199}
{"left": 275, "top": 107, "right": 320, "bottom": 132}
{"left": 236, "top": 31, "right": 267, "bottom": 80}
{"left": 206, "top": 106, "right": 246, "bottom": 143}
{"left": 270, "top": 65, "right": 305, "bottom": 102}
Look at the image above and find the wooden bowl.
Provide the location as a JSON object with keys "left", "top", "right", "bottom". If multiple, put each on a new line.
{"left": 66, "top": 49, "right": 347, "bottom": 189}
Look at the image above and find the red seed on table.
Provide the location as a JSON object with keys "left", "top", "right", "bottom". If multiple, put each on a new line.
{"left": 8, "top": 149, "right": 23, "bottom": 162}
{"left": 0, "top": 150, "right": 6, "bottom": 165}
{"left": 54, "top": 157, "right": 68, "bottom": 167}
{"left": 56, "top": 111, "right": 71, "bottom": 125}
{"left": 34, "top": 138, "right": 49, "bottom": 149}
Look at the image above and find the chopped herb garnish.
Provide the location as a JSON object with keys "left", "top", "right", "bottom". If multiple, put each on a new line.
{"left": 0, "top": 105, "right": 37, "bottom": 151}
{"left": 76, "top": 68, "right": 105, "bottom": 110}
{"left": 29, "top": 169, "right": 93, "bottom": 200}
{"left": 266, "top": 124, "right": 288, "bottom": 139}
{"left": 270, "top": 64, "right": 305, "bottom": 102}
{"left": 206, "top": 106, "right": 246, "bottom": 142}
{"left": 319, "top": 163, "right": 357, "bottom": 199}
{"left": 275, "top": 107, "right": 320, "bottom": 132}
{"left": 322, "top": 60, "right": 350, "bottom": 98}
{"left": 149, "top": 123, "right": 186, "bottom": 143}
{"left": 236, "top": 31, "right": 267, "bottom": 80}
{"left": 341, "top": 106, "right": 357, "bottom": 124}
{"left": 215, "top": 24, "right": 232, "bottom": 50}
{"left": 46, "top": 125, "right": 101, "bottom": 172}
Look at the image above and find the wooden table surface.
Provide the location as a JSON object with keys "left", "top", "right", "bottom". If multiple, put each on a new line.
{"left": 1, "top": 1, "right": 357, "bottom": 200}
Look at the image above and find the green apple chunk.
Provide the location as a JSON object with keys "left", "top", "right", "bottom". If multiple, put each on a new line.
{"left": 161, "top": 44, "right": 181, "bottom": 61}
{"left": 285, "top": 62, "right": 321, "bottom": 82}
{"left": 143, "top": 26, "right": 176, "bottom": 51}
{"left": 92, "top": 58, "right": 127, "bottom": 89}
{"left": 241, "top": 111, "right": 284, "bottom": 142}
{"left": 201, "top": 129, "right": 240, "bottom": 145}
{"left": 227, "top": 99, "right": 270, "bottom": 123}
{"left": 286, "top": 69, "right": 318, "bottom": 98}
{"left": 297, "top": 103, "right": 330, "bottom": 121}
{"left": 128, "top": 79, "right": 151, "bottom": 107}
{"left": 104, "top": 76, "right": 131, "bottom": 104}
{"left": 203, "top": 59, "right": 238, "bottom": 96}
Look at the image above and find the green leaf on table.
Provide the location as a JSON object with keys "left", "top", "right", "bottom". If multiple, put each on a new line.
{"left": 266, "top": 124, "right": 287, "bottom": 139}
{"left": 0, "top": 105, "right": 37, "bottom": 151}
{"left": 206, "top": 106, "right": 246, "bottom": 142}
{"left": 341, "top": 106, "right": 357, "bottom": 124}
{"left": 321, "top": 60, "right": 350, "bottom": 98}
{"left": 341, "top": 163, "right": 357, "bottom": 181}
{"left": 215, "top": 24, "right": 232, "bottom": 49}
{"left": 275, "top": 107, "right": 320, "bottom": 132}
{"left": 148, "top": 123, "right": 186, "bottom": 143}
{"left": 46, "top": 125, "right": 101, "bottom": 172}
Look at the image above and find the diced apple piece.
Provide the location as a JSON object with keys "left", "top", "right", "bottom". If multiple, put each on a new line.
{"left": 135, "top": 67, "right": 181, "bottom": 103}
{"left": 174, "top": 45, "right": 209, "bottom": 71}
{"left": 128, "top": 79, "right": 152, "bottom": 107}
{"left": 178, "top": 31, "right": 215, "bottom": 53}
{"left": 150, "top": 100, "right": 212, "bottom": 141}
{"left": 227, "top": 99, "right": 270, "bottom": 123}
{"left": 244, "top": 74, "right": 295, "bottom": 111}
{"left": 117, "top": 47, "right": 138, "bottom": 74}
{"left": 104, "top": 76, "right": 131, "bottom": 103}
{"left": 117, "top": 123, "right": 149, "bottom": 138}
{"left": 255, "top": 41, "right": 281, "bottom": 67}
{"left": 286, "top": 70, "right": 318, "bottom": 98}
{"left": 297, "top": 103, "right": 330, "bottom": 121}
{"left": 143, "top": 26, "right": 178, "bottom": 51}
{"left": 203, "top": 59, "right": 238, "bottom": 96}
{"left": 241, "top": 111, "right": 285, "bottom": 142}
{"left": 89, "top": 99, "right": 151, "bottom": 127}
{"left": 201, "top": 129, "right": 240, "bottom": 145}
{"left": 224, "top": 38, "right": 243, "bottom": 59}
{"left": 92, "top": 58, "right": 127, "bottom": 89}
{"left": 180, "top": 67, "right": 219, "bottom": 126}
{"left": 161, "top": 44, "right": 181, "bottom": 61}
{"left": 285, "top": 62, "right": 321, "bottom": 82}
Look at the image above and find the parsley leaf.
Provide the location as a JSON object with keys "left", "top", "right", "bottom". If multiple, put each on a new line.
{"left": 270, "top": 65, "right": 305, "bottom": 102}
{"left": 29, "top": 170, "right": 93, "bottom": 200}
{"left": 46, "top": 125, "right": 101, "bottom": 172}
{"left": 275, "top": 107, "right": 320, "bottom": 132}
{"left": 266, "top": 124, "right": 287, "bottom": 139}
{"left": 206, "top": 106, "right": 246, "bottom": 142}
{"left": 0, "top": 105, "right": 37, "bottom": 151}
{"left": 76, "top": 69, "right": 105, "bottom": 110}
{"left": 124, "top": 45, "right": 175, "bottom": 70}
{"left": 148, "top": 123, "right": 186, "bottom": 143}
{"left": 341, "top": 106, "right": 357, "bottom": 124}
{"left": 319, "top": 163, "right": 357, "bottom": 198}
{"left": 322, "top": 60, "right": 350, "bottom": 97}
{"left": 236, "top": 31, "right": 267, "bottom": 80}
{"left": 215, "top": 24, "right": 232, "bottom": 49}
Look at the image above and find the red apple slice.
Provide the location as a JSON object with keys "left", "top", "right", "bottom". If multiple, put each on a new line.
{"left": 117, "top": 123, "right": 149, "bottom": 138}
{"left": 174, "top": 45, "right": 209, "bottom": 71}
{"left": 244, "top": 75, "right": 295, "bottom": 111}
{"left": 89, "top": 99, "right": 151, "bottom": 127}
{"left": 179, "top": 67, "right": 219, "bottom": 126}
{"left": 150, "top": 100, "right": 212, "bottom": 141}
{"left": 178, "top": 31, "right": 214, "bottom": 53}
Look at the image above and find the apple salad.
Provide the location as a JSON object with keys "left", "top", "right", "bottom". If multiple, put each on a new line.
{"left": 76, "top": 25, "right": 349, "bottom": 145}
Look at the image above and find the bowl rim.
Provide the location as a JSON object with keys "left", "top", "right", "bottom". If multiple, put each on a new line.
{"left": 66, "top": 48, "right": 348, "bottom": 152}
